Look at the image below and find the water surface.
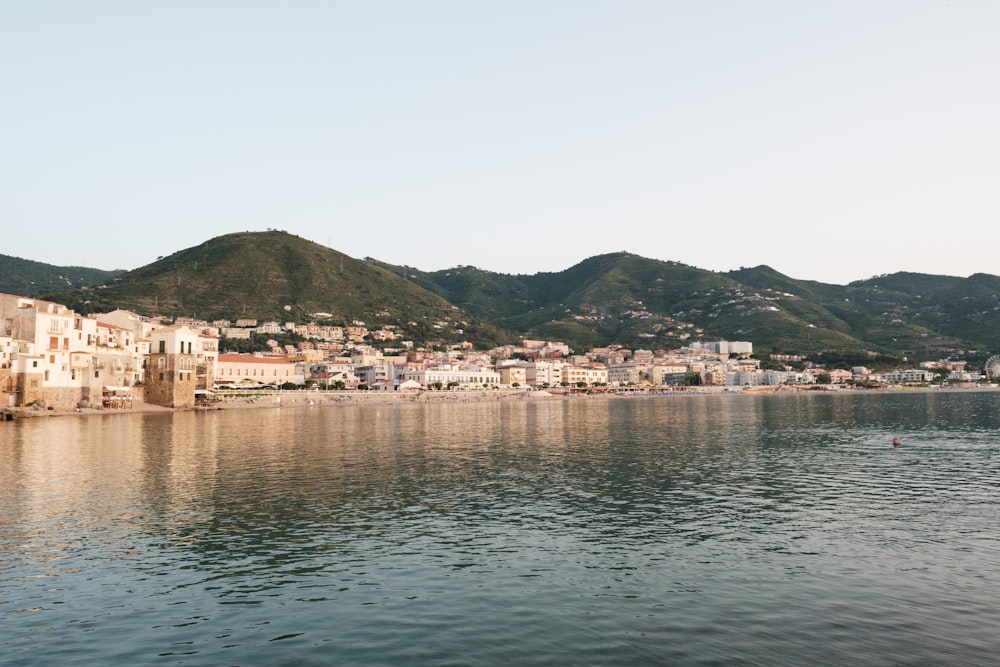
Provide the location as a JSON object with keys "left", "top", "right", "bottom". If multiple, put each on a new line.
{"left": 2, "top": 391, "right": 999, "bottom": 665}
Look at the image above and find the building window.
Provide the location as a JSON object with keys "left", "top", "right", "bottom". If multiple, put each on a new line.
{"left": 159, "top": 341, "right": 165, "bottom": 353}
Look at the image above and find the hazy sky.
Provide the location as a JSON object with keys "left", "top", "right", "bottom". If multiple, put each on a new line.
{"left": 3, "top": 1, "right": 998, "bottom": 284}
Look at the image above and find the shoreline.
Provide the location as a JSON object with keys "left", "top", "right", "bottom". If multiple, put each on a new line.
{"left": 3, "top": 384, "right": 995, "bottom": 421}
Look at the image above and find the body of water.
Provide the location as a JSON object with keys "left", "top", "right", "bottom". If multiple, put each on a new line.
{"left": 2, "top": 390, "right": 999, "bottom": 665}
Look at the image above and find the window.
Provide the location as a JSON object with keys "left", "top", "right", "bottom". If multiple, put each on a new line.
{"left": 157, "top": 358, "right": 166, "bottom": 370}
{"left": 159, "top": 341, "right": 165, "bottom": 354}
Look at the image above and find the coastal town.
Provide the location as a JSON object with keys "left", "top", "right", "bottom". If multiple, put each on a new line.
{"left": 0, "top": 291, "right": 980, "bottom": 413}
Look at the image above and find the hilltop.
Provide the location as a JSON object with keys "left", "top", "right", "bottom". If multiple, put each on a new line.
{"left": 27, "top": 231, "right": 514, "bottom": 349}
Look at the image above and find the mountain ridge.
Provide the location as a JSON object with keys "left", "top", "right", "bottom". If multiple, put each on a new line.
{"left": 3, "top": 231, "right": 997, "bottom": 364}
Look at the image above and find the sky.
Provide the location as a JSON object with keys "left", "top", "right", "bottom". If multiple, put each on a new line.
{"left": 2, "top": 1, "right": 998, "bottom": 285}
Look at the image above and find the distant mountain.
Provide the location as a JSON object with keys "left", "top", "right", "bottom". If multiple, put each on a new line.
{"left": 12, "top": 232, "right": 1000, "bottom": 365}
{"left": 378, "top": 254, "right": 894, "bottom": 356}
{"left": 0, "top": 254, "right": 122, "bottom": 296}
{"left": 377, "top": 254, "right": 998, "bottom": 362}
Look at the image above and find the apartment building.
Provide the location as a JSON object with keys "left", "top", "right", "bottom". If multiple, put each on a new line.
{"left": 524, "top": 360, "right": 563, "bottom": 388}
{"left": 400, "top": 364, "right": 501, "bottom": 389}
{"left": 0, "top": 294, "right": 102, "bottom": 409}
{"left": 563, "top": 364, "right": 608, "bottom": 387}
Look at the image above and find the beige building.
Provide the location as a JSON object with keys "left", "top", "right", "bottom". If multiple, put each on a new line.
{"left": 145, "top": 325, "right": 201, "bottom": 408}
{"left": 498, "top": 364, "right": 527, "bottom": 387}
{"left": 524, "top": 360, "right": 564, "bottom": 388}
{"left": 564, "top": 364, "right": 608, "bottom": 387}
{"left": 215, "top": 353, "right": 296, "bottom": 388}
{"left": 0, "top": 293, "right": 101, "bottom": 409}
{"left": 401, "top": 364, "right": 501, "bottom": 389}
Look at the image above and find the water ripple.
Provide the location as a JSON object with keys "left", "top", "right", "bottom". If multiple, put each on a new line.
{"left": 2, "top": 392, "right": 1000, "bottom": 665}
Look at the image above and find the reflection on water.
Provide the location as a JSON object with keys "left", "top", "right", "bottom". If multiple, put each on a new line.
{"left": 2, "top": 391, "right": 1000, "bottom": 665}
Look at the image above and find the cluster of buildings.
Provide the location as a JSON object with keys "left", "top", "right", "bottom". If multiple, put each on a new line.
{"left": 0, "top": 293, "right": 975, "bottom": 412}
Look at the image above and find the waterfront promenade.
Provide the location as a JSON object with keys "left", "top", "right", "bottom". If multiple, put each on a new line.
{"left": 4, "top": 384, "right": 994, "bottom": 421}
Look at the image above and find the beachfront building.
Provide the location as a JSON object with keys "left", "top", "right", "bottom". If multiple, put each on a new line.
{"left": 0, "top": 333, "right": 15, "bottom": 407}
{"left": 497, "top": 363, "right": 527, "bottom": 387}
{"left": 524, "top": 360, "right": 564, "bottom": 388}
{"left": 607, "top": 362, "right": 644, "bottom": 386}
{"left": 564, "top": 364, "right": 609, "bottom": 387}
{"left": 215, "top": 353, "right": 296, "bottom": 388}
{"left": 400, "top": 364, "right": 501, "bottom": 390}
{"left": 353, "top": 362, "right": 399, "bottom": 390}
{"left": 92, "top": 320, "right": 145, "bottom": 391}
{"left": 0, "top": 293, "right": 103, "bottom": 409}
{"left": 649, "top": 364, "right": 689, "bottom": 385}
{"left": 145, "top": 325, "right": 201, "bottom": 408}
{"left": 827, "top": 369, "right": 853, "bottom": 384}
{"left": 871, "top": 369, "right": 937, "bottom": 385}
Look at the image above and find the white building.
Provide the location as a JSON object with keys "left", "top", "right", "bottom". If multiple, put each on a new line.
{"left": 524, "top": 360, "right": 564, "bottom": 388}
{"left": 401, "top": 364, "right": 501, "bottom": 389}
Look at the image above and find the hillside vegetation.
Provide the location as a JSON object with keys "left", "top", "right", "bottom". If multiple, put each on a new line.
{"left": 6, "top": 231, "right": 997, "bottom": 364}
{"left": 36, "top": 232, "right": 514, "bottom": 349}
{"left": 0, "top": 254, "right": 121, "bottom": 296}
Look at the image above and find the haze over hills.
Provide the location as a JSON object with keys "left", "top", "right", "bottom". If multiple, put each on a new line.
{"left": 2, "top": 230, "right": 998, "bottom": 365}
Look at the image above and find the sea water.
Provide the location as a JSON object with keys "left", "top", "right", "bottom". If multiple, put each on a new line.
{"left": 2, "top": 390, "right": 999, "bottom": 666}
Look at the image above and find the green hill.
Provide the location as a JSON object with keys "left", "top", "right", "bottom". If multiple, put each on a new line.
{"left": 0, "top": 254, "right": 122, "bottom": 296}
{"left": 383, "top": 254, "right": 886, "bottom": 356}
{"left": 14, "top": 233, "right": 1000, "bottom": 364}
{"left": 42, "top": 231, "right": 514, "bottom": 349}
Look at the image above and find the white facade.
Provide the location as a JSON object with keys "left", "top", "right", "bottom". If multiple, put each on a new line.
{"left": 524, "top": 360, "right": 564, "bottom": 387}
{"left": 402, "top": 364, "right": 501, "bottom": 389}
